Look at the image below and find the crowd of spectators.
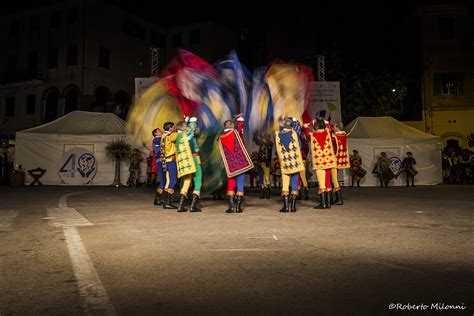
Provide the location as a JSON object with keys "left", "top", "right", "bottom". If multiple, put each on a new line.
{"left": 442, "top": 149, "right": 473, "bottom": 184}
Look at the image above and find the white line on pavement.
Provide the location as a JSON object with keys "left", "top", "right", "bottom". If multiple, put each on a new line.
{"left": 0, "top": 209, "right": 19, "bottom": 231}
{"left": 273, "top": 234, "right": 278, "bottom": 240}
{"left": 47, "top": 193, "right": 117, "bottom": 316}
{"left": 63, "top": 226, "right": 116, "bottom": 315}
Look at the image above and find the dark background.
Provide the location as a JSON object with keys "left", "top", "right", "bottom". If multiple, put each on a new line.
{"left": 1, "top": 0, "right": 466, "bottom": 121}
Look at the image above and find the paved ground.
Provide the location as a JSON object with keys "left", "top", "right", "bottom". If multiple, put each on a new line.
{"left": 0, "top": 185, "right": 473, "bottom": 315}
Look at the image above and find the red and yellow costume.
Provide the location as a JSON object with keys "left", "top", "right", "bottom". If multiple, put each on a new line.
{"left": 330, "top": 130, "right": 350, "bottom": 192}
{"left": 310, "top": 125, "right": 337, "bottom": 194}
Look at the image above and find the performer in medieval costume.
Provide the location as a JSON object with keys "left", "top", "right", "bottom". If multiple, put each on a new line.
{"left": 174, "top": 118, "right": 203, "bottom": 212}
{"left": 272, "top": 155, "right": 281, "bottom": 188}
{"left": 275, "top": 117, "right": 306, "bottom": 212}
{"left": 219, "top": 119, "right": 254, "bottom": 213}
{"left": 249, "top": 151, "right": 259, "bottom": 188}
{"left": 161, "top": 122, "right": 179, "bottom": 209}
{"left": 375, "top": 152, "right": 393, "bottom": 187}
{"left": 330, "top": 122, "right": 350, "bottom": 205}
{"left": 254, "top": 132, "right": 273, "bottom": 199}
{"left": 152, "top": 128, "right": 166, "bottom": 205}
{"left": 128, "top": 148, "right": 141, "bottom": 187}
{"left": 402, "top": 151, "right": 417, "bottom": 187}
{"left": 309, "top": 117, "right": 337, "bottom": 209}
{"left": 298, "top": 130, "right": 310, "bottom": 200}
{"left": 349, "top": 149, "right": 365, "bottom": 187}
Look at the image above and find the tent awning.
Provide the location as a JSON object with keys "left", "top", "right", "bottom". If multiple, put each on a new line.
{"left": 20, "top": 111, "right": 127, "bottom": 135}
{"left": 346, "top": 116, "right": 439, "bottom": 140}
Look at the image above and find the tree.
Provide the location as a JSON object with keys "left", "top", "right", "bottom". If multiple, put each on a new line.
{"left": 303, "top": 48, "right": 409, "bottom": 123}
{"left": 105, "top": 138, "right": 131, "bottom": 186}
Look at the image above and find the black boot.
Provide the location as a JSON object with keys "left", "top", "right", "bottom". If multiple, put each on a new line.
{"left": 411, "top": 180, "right": 415, "bottom": 187}
{"left": 226, "top": 195, "right": 235, "bottom": 213}
{"left": 357, "top": 180, "right": 360, "bottom": 188}
{"left": 190, "top": 193, "right": 202, "bottom": 212}
{"left": 290, "top": 194, "right": 297, "bottom": 212}
{"left": 235, "top": 195, "right": 243, "bottom": 213}
{"left": 266, "top": 187, "right": 271, "bottom": 199}
{"left": 328, "top": 191, "right": 335, "bottom": 205}
{"left": 303, "top": 187, "right": 309, "bottom": 200}
{"left": 334, "top": 190, "right": 343, "bottom": 205}
{"left": 153, "top": 192, "right": 163, "bottom": 205}
{"left": 280, "top": 195, "right": 290, "bottom": 212}
{"left": 177, "top": 194, "right": 188, "bottom": 212}
{"left": 325, "top": 191, "right": 332, "bottom": 209}
{"left": 259, "top": 188, "right": 265, "bottom": 199}
{"left": 163, "top": 191, "right": 178, "bottom": 209}
{"left": 297, "top": 190, "right": 302, "bottom": 200}
{"left": 313, "top": 192, "right": 326, "bottom": 209}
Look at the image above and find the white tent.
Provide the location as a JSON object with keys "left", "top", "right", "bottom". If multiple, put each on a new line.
{"left": 15, "top": 111, "right": 137, "bottom": 185}
{"left": 345, "top": 117, "right": 442, "bottom": 186}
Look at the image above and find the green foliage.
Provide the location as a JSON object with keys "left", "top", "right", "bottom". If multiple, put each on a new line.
{"left": 303, "top": 48, "right": 409, "bottom": 123}
{"left": 105, "top": 138, "right": 132, "bottom": 160}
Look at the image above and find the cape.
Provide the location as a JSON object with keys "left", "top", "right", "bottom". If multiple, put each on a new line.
{"left": 176, "top": 131, "right": 197, "bottom": 178}
{"left": 333, "top": 132, "right": 350, "bottom": 169}
{"left": 310, "top": 129, "right": 337, "bottom": 170}
{"left": 275, "top": 130, "right": 305, "bottom": 175}
{"left": 219, "top": 129, "right": 254, "bottom": 177}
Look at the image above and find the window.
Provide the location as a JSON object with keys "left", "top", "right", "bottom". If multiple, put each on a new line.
{"left": 67, "top": 45, "right": 78, "bottom": 65}
{"left": 190, "top": 29, "right": 200, "bottom": 45}
{"left": 9, "top": 20, "right": 19, "bottom": 38}
{"left": 438, "top": 17, "right": 455, "bottom": 40}
{"left": 172, "top": 33, "right": 182, "bottom": 48}
{"left": 49, "top": 11, "right": 60, "bottom": 29}
{"left": 433, "top": 73, "right": 464, "bottom": 96}
{"left": 26, "top": 95, "right": 36, "bottom": 115}
{"left": 68, "top": 7, "right": 79, "bottom": 24}
{"left": 48, "top": 48, "right": 58, "bottom": 68}
{"left": 28, "top": 52, "right": 38, "bottom": 76}
{"left": 98, "top": 47, "right": 110, "bottom": 68}
{"left": 5, "top": 97, "right": 15, "bottom": 117}
{"left": 29, "top": 15, "right": 40, "bottom": 32}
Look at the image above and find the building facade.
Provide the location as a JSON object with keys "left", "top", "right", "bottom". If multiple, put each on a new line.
{"left": 165, "top": 21, "right": 240, "bottom": 65}
{"left": 413, "top": 2, "right": 474, "bottom": 150}
{"left": 0, "top": 0, "right": 166, "bottom": 138}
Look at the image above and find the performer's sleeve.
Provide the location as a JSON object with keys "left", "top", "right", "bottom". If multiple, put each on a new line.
{"left": 413, "top": 159, "right": 417, "bottom": 165}
{"left": 186, "top": 124, "right": 196, "bottom": 141}
{"left": 291, "top": 119, "right": 302, "bottom": 137}
{"left": 168, "top": 132, "right": 178, "bottom": 142}
{"left": 332, "top": 134, "right": 339, "bottom": 154}
{"left": 152, "top": 140, "right": 159, "bottom": 156}
{"left": 303, "top": 126, "right": 310, "bottom": 138}
{"left": 236, "top": 121, "right": 244, "bottom": 132}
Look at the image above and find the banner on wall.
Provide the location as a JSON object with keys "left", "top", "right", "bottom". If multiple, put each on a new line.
{"left": 311, "top": 81, "right": 342, "bottom": 124}
{"left": 57, "top": 147, "right": 97, "bottom": 185}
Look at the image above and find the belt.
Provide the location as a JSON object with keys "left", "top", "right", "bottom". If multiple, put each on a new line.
{"left": 192, "top": 152, "right": 200, "bottom": 157}
{"left": 166, "top": 154, "right": 176, "bottom": 161}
